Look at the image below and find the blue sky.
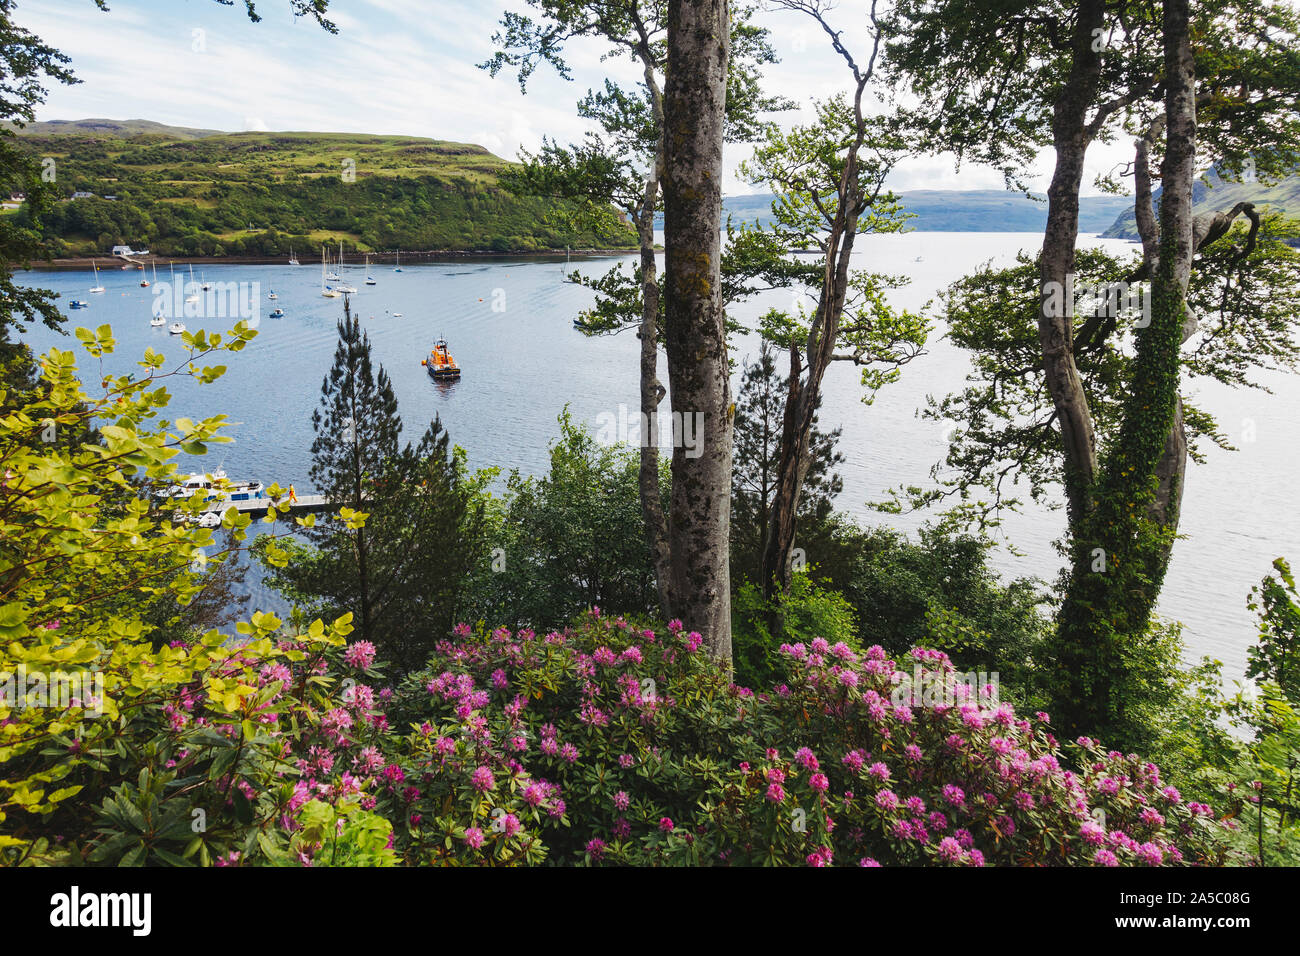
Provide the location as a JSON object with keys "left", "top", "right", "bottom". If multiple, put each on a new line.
{"left": 15, "top": 0, "right": 1125, "bottom": 197}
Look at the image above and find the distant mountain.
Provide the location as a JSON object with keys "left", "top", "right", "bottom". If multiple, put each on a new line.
{"left": 1100, "top": 167, "right": 1300, "bottom": 239}
{"left": 9, "top": 119, "right": 635, "bottom": 256}
{"left": 8, "top": 118, "right": 224, "bottom": 140}
{"left": 658, "top": 190, "right": 1131, "bottom": 233}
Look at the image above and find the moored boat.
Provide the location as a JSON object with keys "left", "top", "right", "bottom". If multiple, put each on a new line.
{"left": 422, "top": 337, "right": 461, "bottom": 379}
{"left": 163, "top": 469, "right": 265, "bottom": 503}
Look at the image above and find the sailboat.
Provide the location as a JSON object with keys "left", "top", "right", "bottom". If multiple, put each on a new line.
{"left": 201, "top": 271, "right": 212, "bottom": 292}
{"left": 186, "top": 263, "right": 200, "bottom": 304}
{"left": 288, "top": 246, "right": 299, "bottom": 266}
{"left": 394, "top": 249, "right": 403, "bottom": 273}
{"left": 149, "top": 263, "right": 162, "bottom": 322}
{"left": 88, "top": 261, "right": 105, "bottom": 294}
{"left": 321, "top": 246, "right": 340, "bottom": 298}
{"left": 140, "top": 260, "right": 150, "bottom": 288}
{"left": 365, "top": 254, "right": 376, "bottom": 285}
{"left": 334, "top": 241, "right": 357, "bottom": 293}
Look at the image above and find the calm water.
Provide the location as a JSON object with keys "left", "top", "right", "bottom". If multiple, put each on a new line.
{"left": 16, "top": 233, "right": 1300, "bottom": 683}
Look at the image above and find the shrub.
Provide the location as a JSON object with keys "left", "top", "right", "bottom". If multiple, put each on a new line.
{"left": 376, "top": 611, "right": 1235, "bottom": 866}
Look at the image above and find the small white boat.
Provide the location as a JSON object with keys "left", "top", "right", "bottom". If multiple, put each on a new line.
{"left": 150, "top": 314, "right": 165, "bottom": 327}
{"left": 394, "top": 249, "right": 403, "bottom": 273}
{"left": 169, "top": 321, "right": 186, "bottom": 334}
{"left": 270, "top": 307, "right": 285, "bottom": 318}
{"left": 321, "top": 246, "right": 341, "bottom": 297}
{"left": 289, "top": 245, "right": 299, "bottom": 266}
{"left": 69, "top": 299, "right": 88, "bottom": 310}
{"left": 200, "top": 271, "right": 212, "bottom": 291}
{"left": 173, "top": 509, "right": 222, "bottom": 528}
{"left": 88, "top": 261, "right": 105, "bottom": 293}
{"left": 365, "top": 254, "right": 376, "bottom": 285}
{"left": 185, "top": 264, "right": 199, "bottom": 304}
{"left": 268, "top": 290, "right": 278, "bottom": 300}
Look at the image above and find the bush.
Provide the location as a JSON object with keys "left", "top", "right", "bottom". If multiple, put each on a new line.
{"left": 373, "top": 611, "right": 1235, "bottom": 866}
{"left": 732, "top": 574, "right": 859, "bottom": 690}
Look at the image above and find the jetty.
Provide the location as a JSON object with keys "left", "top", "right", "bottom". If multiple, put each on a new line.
{"left": 196, "top": 494, "right": 333, "bottom": 517}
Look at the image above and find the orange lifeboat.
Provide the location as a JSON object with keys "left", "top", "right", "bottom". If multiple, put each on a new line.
{"left": 422, "top": 337, "right": 461, "bottom": 379}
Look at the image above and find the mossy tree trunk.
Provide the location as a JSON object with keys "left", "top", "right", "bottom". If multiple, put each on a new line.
{"left": 663, "top": 0, "right": 733, "bottom": 660}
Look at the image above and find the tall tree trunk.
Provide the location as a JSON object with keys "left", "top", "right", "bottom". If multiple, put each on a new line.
{"left": 663, "top": 0, "right": 732, "bottom": 660}
{"left": 634, "top": 44, "right": 674, "bottom": 618}
{"left": 1037, "top": 0, "right": 1106, "bottom": 526}
{"left": 761, "top": 342, "right": 803, "bottom": 600}
{"left": 1142, "top": 0, "right": 1197, "bottom": 547}
{"left": 637, "top": 179, "right": 673, "bottom": 617}
{"left": 1133, "top": 120, "right": 1189, "bottom": 531}
{"left": 1052, "top": 0, "right": 1197, "bottom": 742}
{"left": 759, "top": 69, "right": 869, "bottom": 604}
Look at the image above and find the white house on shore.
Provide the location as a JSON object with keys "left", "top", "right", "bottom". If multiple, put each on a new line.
{"left": 111, "top": 244, "right": 149, "bottom": 257}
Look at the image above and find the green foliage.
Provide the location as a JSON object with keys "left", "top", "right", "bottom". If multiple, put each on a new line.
{"left": 463, "top": 410, "right": 659, "bottom": 629}
{"left": 269, "top": 799, "right": 398, "bottom": 868}
{"left": 0, "top": 318, "right": 363, "bottom": 863}
{"left": 791, "top": 517, "right": 1048, "bottom": 688}
{"left": 732, "top": 575, "right": 859, "bottom": 690}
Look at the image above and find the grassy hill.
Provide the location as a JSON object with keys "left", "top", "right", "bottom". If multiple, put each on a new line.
{"left": 9, "top": 120, "right": 636, "bottom": 257}
{"left": 1101, "top": 167, "right": 1300, "bottom": 239}
{"left": 688, "top": 190, "right": 1133, "bottom": 233}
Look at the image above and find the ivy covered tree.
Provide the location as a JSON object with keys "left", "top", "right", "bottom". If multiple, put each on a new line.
{"left": 882, "top": 0, "right": 1300, "bottom": 745}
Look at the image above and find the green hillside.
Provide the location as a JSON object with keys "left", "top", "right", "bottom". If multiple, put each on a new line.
{"left": 1101, "top": 168, "right": 1300, "bottom": 239}
{"left": 9, "top": 120, "right": 636, "bottom": 257}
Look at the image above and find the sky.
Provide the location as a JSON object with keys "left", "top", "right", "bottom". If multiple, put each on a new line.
{"left": 13, "top": 0, "right": 1132, "bottom": 197}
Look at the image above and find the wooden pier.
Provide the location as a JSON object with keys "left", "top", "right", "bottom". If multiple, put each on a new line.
{"left": 195, "top": 494, "right": 333, "bottom": 517}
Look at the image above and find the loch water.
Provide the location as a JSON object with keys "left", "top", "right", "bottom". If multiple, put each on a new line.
{"left": 17, "top": 232, "right": 1299, "bottom": 684}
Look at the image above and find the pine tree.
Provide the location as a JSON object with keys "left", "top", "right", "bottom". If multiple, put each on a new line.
{"left": 265, "top": 296, "right": 488, "bottom": 672}
{"left": 300, "top": 297, "right": 400, "bottom": 644}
